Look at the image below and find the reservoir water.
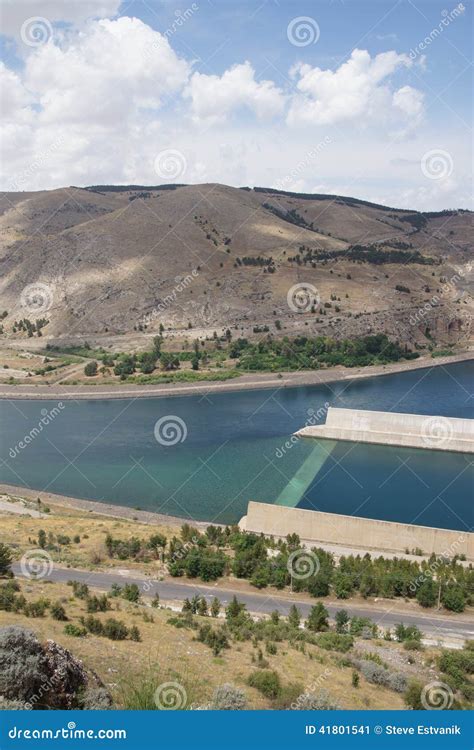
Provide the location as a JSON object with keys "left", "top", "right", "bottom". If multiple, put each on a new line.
{"left": 0, "top": 361, "right": 472, "bottom": 530}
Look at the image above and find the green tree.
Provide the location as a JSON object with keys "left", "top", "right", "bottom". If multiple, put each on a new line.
{"left": 84, "top": 360, "right": 98, "bottom": 377}
{"left": 404, "top": 681, "right": 424, "bottom": 710}
{"left": 210, "top": 597, "right": 221, "bottom": 618}
{"left": 335, "top": 609, "right": 349, "bottom": 633}
{"left": 288, "top": 604, "right": 301, "bottom": 629}
{"left": 306, "top": 603, "right": 329, "bottom": 632}
{"left": 442, "top": 585, "right": 466, "bottom": 613}
{"left": 416, "top": 578, "right": 437, "bottom": 608}
{"left": 0, "top": 543, "right": 12, "bottom": 576}
{"left": 38, "top": 529, "right": 47, "bottom": 549}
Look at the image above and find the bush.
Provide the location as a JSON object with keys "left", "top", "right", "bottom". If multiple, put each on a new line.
{"left": 210, "top": 683, "right": 247, "bottom": 710}
{"left": 129, "top": 626, "right": 141, "bottom": 642}
{"left": 64, "top": 624, "right": 87, "bottom": 638}
{"left": 356, "top": 659, "right": 407, "bottom": 692}
{"left": 83, "top": 616, "right": 103, "bottom": 635}
{"left": 24, "top": 599, "right": 49, "bottom": 618}
{"left": 292, "top": 690, "right": 342, "bottom": 710}
{"left": 404, "top": 639, "right": 423, "bottom": 651}
{"left": 69, "top": 581, "right": 89, "bottom": 599}
{"left": 0, "top": 627, "right": 45, "bottom": 700}
{"left": 86, "top": 595, "right": 110, "bottom": 613}
{"left": 404, "top": 680, "right": 424, "bottom": 710}
{"left": 247, "top": 670, "right": 281, "bottom": 699}
{"left": 50, "top": 602, "right": 68, "bottom": 621}
{"left": 442, "top": 585, "right": 466, "bottom": 613}
{"left": 84, "top": 361, "right": 98, "bottom": 377}
{"left": 388, "top": 672, "right": 409, "bottom": 693}
{"left": 103, "top": 618, "right": 129, "bottom": 641}
{"left": 0, "top": 543, "right": 12, "bottom": 575}
{"left": 315, "top": 632, "right": 353, "bottom": 653}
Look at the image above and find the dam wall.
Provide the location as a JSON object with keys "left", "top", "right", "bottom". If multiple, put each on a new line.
{"left": 241, "top": 501, "right": 474, "bottom": 559}
{"left": 295, "top": 408, "right": 474, "bottom": 453}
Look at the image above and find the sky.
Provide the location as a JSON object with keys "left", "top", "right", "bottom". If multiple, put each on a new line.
{"left": 0, "top": 0, "right": 472, "bottom": 210}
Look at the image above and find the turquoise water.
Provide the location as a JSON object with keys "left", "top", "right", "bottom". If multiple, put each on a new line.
{"left": 0, "top": 361, "right": 472, "bottom": 529}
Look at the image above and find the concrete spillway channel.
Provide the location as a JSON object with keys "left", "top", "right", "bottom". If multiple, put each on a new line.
{"left": 294, "top": 408, "right": 474, "bottom": 454}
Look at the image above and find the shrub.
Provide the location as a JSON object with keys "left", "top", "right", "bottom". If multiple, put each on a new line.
{"left": 356, "top": 659, "right": 407, "bottom": 692}
{"left": 210, "top": 683, "right": 247, "bottom": 710}
{"left": 404, "top": 680, "right": 424, "bottom": 710}
{"left": 129, "top": 626, "right": 141, "bottom": 642}
{"left": 0, "top": 543, "right": 12, "bottom": 575}
{"left": 315, "top": 632, "right": 353, "bottom": 652}
{"left": 292, "top": 690, "right": 342, "bottom": 710}
{"left": 86, "top": 595, "right": 110, "bottom": 613}
{"left": 81, "top": 686, "right": 113, "bottom": 710}
{"left": 404, "top": 639, "right": 423, "bottom": 651}
{"left": 442, "top": 585, "right": 466, "bottom": 613}
{"left": 352, "top": 671, "right": 359, "bottom": 687}
{"left": 69, "top": 581, "right": 89, "bottom": 599}
{"left": 388, "top": 672, "right": 408, "bottom": 693}
{"left": 197, "top": 623, "right": 229, "bottom": 655}
{"left": 121, "top": 584, "right": 140, "bottom": 603}
{"left": 50, "top": 602, "right": 68, "bottom": 621}
{"left": 83, "top": 616, "right": 103, "bottom": 635}
{"left": 64, "top": 624, "right": 87, "bottom": 637}
{"left": 84, "top": 361, "right": 98, "bottom": 377}
{"left": 0, "top": 627, "right": 45, "bottom": 700}
{"left": 247, "top": 670, "right": 281, "bottom": 699}
{"left": 103, "top": 618, "right": 129, "bottom": 641}
{"left": 24, "top": 599, "right": 49, "bottom": 618}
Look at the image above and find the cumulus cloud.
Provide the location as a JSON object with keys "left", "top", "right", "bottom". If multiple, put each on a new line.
{"left": 287, "top": 49, "right": 423, "bottom": 128}
{"left": 0, "top": 0, "right": 121, "bottom": 39}
{"left": 185, "top": 62, "right": 285, "bottom": 123}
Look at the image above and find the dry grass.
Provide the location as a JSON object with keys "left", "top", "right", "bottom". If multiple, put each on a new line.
{"left": 0, "top": 578, "right": 409, "bottom": 710}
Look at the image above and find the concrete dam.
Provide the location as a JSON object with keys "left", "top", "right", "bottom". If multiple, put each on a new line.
{"left": 239, "top": 408, "right": 474, "bottom": 558}
{"left": 295, "top": 408, "right": 474, "bottom": 454}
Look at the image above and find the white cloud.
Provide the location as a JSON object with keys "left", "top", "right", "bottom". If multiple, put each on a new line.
{"left": 24, "top": 17, "right": 189, "bottom": 127}
{"left": 0, "top": 0, "right": 121, "bottom": 39}
{"left": 0, "top": 11, "right": 469, "bottom": 211}
{"left": 185, "top": 62, "right": 285, "bottom": 124}
{"left": 287, "top": 49, "right": 422, "bottom": 129}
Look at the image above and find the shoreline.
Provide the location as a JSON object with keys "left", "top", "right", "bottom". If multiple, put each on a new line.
{"left": 0, "top": 351, "right": 472, "bottom": 401}
{"left": 1, "top": 484, "right": 471, "bottom": 564}
{"left": 0, "top": 483, "right": 208, "bottom": 530}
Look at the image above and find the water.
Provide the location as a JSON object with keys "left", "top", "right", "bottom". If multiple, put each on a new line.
{"left": 0, "top": 361, "right": 472, "bottom": 529}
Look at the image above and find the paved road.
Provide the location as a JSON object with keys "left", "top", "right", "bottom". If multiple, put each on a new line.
{"left": 13, "top": 564, "right": 473, "bottom": 642}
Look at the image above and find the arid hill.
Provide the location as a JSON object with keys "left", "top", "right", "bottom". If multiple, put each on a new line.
{"left": 0, "top": 183, "right": 472, "bottom": 347}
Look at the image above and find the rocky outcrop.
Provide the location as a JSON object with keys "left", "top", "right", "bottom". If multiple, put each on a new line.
{"left": 0, "top": 626, "right": 113, "bottom": 710}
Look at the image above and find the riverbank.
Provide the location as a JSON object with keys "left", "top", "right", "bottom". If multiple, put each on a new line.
{"left": 2, "top": 484, "right": 471, "bottom": 566}
{"left": 0, "top": 351, "right": 471, "bottom": 400}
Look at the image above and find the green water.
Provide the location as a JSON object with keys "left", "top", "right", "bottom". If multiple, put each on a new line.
{"left": 0, "top": 361, "right": 472, "bottom": 529}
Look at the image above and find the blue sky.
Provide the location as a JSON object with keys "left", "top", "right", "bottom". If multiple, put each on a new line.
{"left": 1, "top": 0, "right": 472, "bottom": 209}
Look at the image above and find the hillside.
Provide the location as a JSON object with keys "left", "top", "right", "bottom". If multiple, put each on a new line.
{"left": 0, "top": 184, "right": 472, "bottom": 347}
